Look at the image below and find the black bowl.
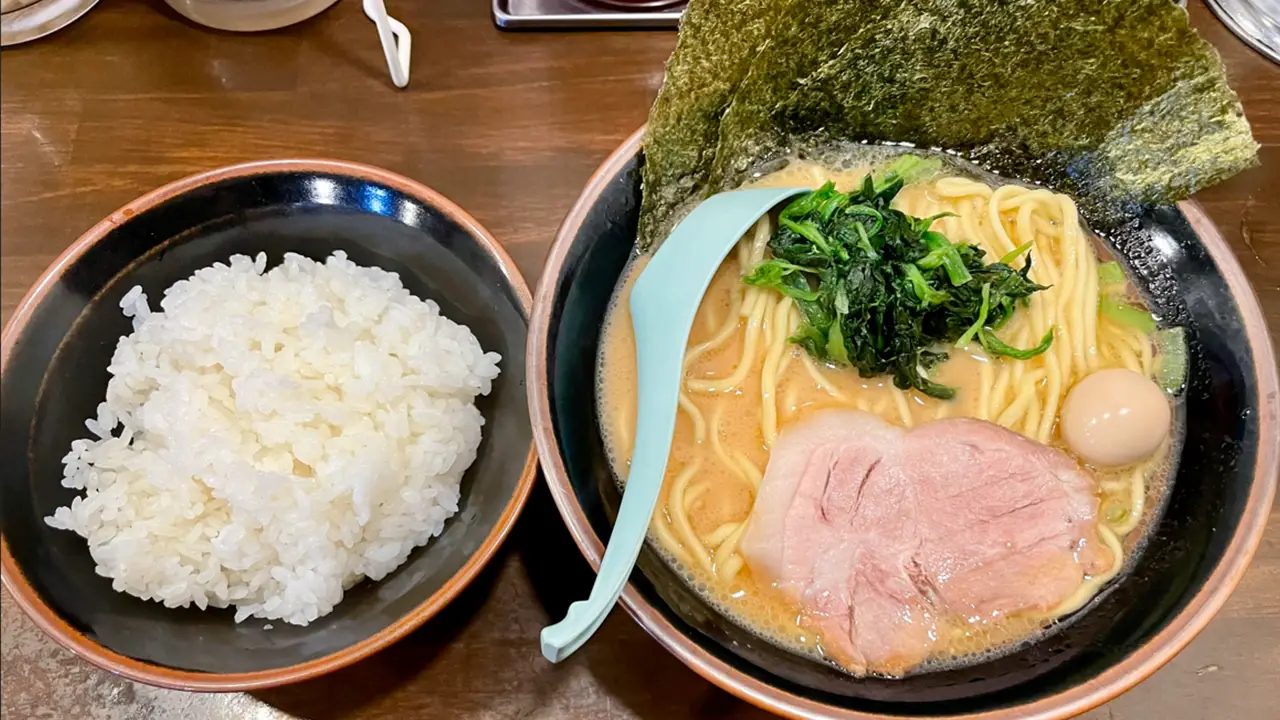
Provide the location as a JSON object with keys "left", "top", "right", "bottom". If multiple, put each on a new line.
{"left": 527, "top": 129, "right": 1279, "bottom": 719}
{"left": 0, "top": 160, "right": 537, "bottom": 690}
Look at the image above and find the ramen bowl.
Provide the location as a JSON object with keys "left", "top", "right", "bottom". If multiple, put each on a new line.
{"left": 527, "top": 128, "right": 1279, "bottom": 719}
{"left": 0, "top": 160, "right": 537, "bottom": 690}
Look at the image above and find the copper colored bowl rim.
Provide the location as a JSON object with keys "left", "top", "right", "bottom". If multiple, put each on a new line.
{"left": 0, "top": 158, "right": 538, "bottom": 692}
{"left": 526, "top": 127, "right": 1280, "bottom": 720}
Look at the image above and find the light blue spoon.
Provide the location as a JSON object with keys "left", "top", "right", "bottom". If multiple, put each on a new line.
{"left": 539, "top": 185, "right": 810, "bottom": 663}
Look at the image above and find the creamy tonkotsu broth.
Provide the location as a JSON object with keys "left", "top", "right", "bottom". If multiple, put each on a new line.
{"left": 596, "top": 155, "right": 1177, "bottom": 676}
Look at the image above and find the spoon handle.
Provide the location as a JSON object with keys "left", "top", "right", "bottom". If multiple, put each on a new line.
{"left": 538, "top": 265, "right": 687, "bottom": 664}
{"left": 539, "top": 186, "right": 809, "bottom": 664}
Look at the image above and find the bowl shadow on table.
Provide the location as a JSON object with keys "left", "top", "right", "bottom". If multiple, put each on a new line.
{"left": 513, "top": 477, "right": 778, "bottom": 719}
{"left": 251, "top": 560, "right": 501, "bottom": 718}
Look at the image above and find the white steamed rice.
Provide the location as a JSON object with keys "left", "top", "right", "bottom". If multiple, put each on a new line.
{"left": 45, "top": 251, "right": 501, "bottom": 626}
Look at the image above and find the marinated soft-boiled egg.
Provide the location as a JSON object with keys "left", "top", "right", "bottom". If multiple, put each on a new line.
{"left": 1061, "top": 369, "right": 1171, "bottom": 468}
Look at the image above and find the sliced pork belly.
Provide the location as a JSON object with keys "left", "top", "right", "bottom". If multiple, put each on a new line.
{"left": 740, "top": 410, "right": 1105, "bottom": 676}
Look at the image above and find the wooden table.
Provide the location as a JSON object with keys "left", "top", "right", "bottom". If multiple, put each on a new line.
{"left": 1, "top": 1, "right": 1276, "bottom": 718}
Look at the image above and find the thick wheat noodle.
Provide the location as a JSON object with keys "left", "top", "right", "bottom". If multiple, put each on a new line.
{"left": 735, "top": 454, "right": 763, "bottom": 489}
{"left": 782, "top": 385, "right": 799, "bottom": 420}
{"left": 679, "top": 392, "right": 707, "bottom": 443}
{"left": 1106, "top": 334, "right": 1143, "bottom": 374}
{"left": 933, "top": 177, "right": 993, "bottom": 198}
{"left": 703, "top": 291, "right": 721, "bottom": 333}
{"left": 1109, "top": 464, "right": 1148, "bottom": 536}
{"left": 1032, "top": 216, "right": 1060, "bottom": 237}
{"left": 961, "top": 198, "right": 991, "bottom": 254}
{"left": 996, "top": 369, "right": 1046, "bottom": 427}
{"left": 761, "top": 298, "right": 795, "bottom": 447}
{"left": 667, "top": 461, "right": 712, "bottom": 573}
{"left": 988, "top": 362, "right": 1013, "bottom": 421}
{"left": 1083, "top": 239, "right": 1102, "bottom": 373}
{"left": 934, "top": 401, "right": 952, "bottom": 420}
{"left": 651, "top": 509, "right": 697, "bottom": 569}
{"left": 1047, "top": 524, "right": 1125, "bottom": 617}
{"left": 1014, "top": 208, "right": 1049, "bottom": 338}
{"left": 977, "top": 357, "right": 995, "bottom": 420}
{"left": 775, "top": 306, "right": 801, "bottom": 382}
{"left": 801, "top": 353, "right": 852, "bottom": 403}
{"left": 892, "top": 386, "right": 914, "bottom": 427}
{"left": 684, "top": 482, "right": 709, "bottom": 509}
{"left": 686, "top": 292, "right": 747, "bottom": 368}
{"left": 688, "top": 291, "right": 772, "bottom": 392}
{"left": 739, "top": 285, "right": 762, "bottom": 318}
{"left": 1007, "top": 325, "right": 1032, "bottom": 390}
{"left": 1048, "top": 196, "right": 1082, "bottom": 371}
{"left": 1023, "top": 393, "right": 1042, "bottom": 439}
{"left": 1036, "top": 352, "right": 1063, "bottom": 443}
{"left": 749, "top": 217, "right": 771, "bottom": 264}
{"left": 872, "top": 395, "right": 891, "bottom": 416}
{"left": 709, "top": 402, "right": 754, "bottom": 488}
{"left": 987, "top": 186, "right": 1026, "bottom": 255}
{"left": 703, "top": 521, "right": 742, "bottom": 549}
{"left": 714, "top": 522, "right": 748, "bottom": 571}
{"left": 718, "top": 553, "right": 746, "bottom": 582}
{"left": 1105, "top": 320, "right": 1153, "bottom": 376}
{"left": 1003, "top": 189, "right": 1062, "bottom": 213}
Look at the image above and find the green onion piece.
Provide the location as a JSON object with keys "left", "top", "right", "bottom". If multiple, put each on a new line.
{"left": 1153, "top": 327, "right": 1188, "bottom": 392}
{"left": 1000, "top": 241, "right": 1034, "bottom": 266}
{"left": 902, "top": 264, "right": 949, "bottom": 306}
{"left": 981, "top": 326, "right": 1055, "bottom": 360}
{"left": 1098, "top": 261, "right": 1126, "bottom": 286}
{"left": 956, "top": 283, "right": 991, "bottom": 348}
{"left": 1101, "top": 296, "right": 1157, "bottom": 334}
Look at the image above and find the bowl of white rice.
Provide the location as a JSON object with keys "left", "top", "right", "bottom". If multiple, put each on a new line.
{"left": 0, "top": 160, "right": 536, "bottom": 690}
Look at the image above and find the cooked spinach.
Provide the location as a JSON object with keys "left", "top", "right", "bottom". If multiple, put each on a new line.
{"left": 743, "top": 158, "right": 1052, "bottom": 399}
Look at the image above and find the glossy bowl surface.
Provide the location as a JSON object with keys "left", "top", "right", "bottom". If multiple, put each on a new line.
{"left": 527, "top": 128, "right": 1279, "bottom": 719}
{"left": 0, "top": 159, "right": 536, "bottom": 691}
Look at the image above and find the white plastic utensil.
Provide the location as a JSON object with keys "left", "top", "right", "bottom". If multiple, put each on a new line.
{"left": 538, "top": 186, "right": 810, "bottom": 664}
{"left": 363, "top": 0, "right": 411, "bottom": 88}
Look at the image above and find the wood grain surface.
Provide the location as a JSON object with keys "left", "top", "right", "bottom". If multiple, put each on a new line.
{"left": 1, "top": 1, "right": 1276, "bottom": 718}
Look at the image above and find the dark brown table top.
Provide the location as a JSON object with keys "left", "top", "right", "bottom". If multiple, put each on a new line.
{"left": 2, "top": 1, "right": 1277, "bottom": 718}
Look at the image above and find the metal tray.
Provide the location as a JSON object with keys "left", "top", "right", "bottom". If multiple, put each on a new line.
{"left": 493, "top": 0, "right": 682, "bottom": 29}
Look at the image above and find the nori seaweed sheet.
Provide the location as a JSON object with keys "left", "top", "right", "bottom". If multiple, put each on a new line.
{"left": 638, "top": 0, "right": 1257, "bottom": 248}
{"left": 637, "top": 0, "right": 790, "bottom": 248}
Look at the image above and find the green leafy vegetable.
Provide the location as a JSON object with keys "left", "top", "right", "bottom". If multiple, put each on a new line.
{"left": 981, "top": 327, "right": 1056, "bottom": 360}
{"left": 955, "top": 284, "right": 990, "bottom": 349}
{"left": 1000, "top": 241, "right": 1034, "bottom": 266}
{"left": 744, "top": 160, "right": 1051, "bottom": 399}
{"left": 1101, "top": 296, "right": 1158, "bottom": 333}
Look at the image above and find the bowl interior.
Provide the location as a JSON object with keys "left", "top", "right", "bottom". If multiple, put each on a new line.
{"left": 0, "top": 168, "right": 531, "bottom": 675}
{"left": 542, "top": 150, "right": 1271, "bottom": 714}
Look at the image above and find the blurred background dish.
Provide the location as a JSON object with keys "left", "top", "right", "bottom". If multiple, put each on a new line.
{"left": 161, "top": 0, "right": 339, "bottom": 32}
{"left": 0, "top": 0, "right": 97, "bottom": 46}
{"left": 1205, "top": 0, "right": 1280, "bottom": 63}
